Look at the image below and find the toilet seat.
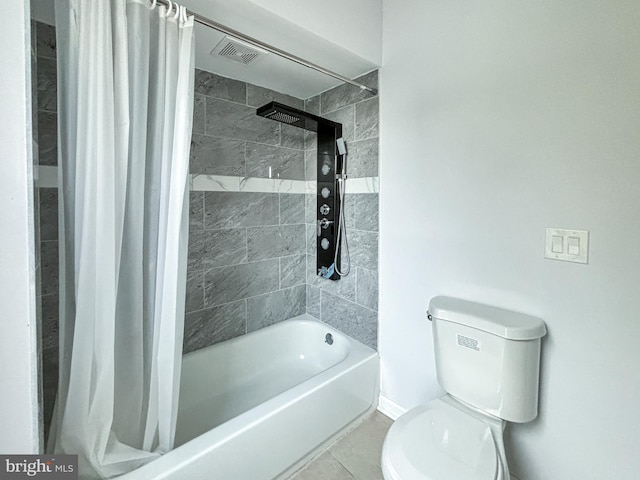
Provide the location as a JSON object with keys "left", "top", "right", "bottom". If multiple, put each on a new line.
{"left": 382, "top": 397, "right": 505, "bottom": 480}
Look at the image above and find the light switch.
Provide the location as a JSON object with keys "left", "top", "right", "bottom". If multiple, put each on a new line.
{"left": 567, "top": 236, "right": 580, "bottom": 255}
{"left": 545, "top": 228, "right": 589, "bottom": 264}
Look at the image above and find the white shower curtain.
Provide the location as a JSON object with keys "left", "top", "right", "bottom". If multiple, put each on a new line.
{"left": 49, "top": 1, "right": 194, "bottom": 477}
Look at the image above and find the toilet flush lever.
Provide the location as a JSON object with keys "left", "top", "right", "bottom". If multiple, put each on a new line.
{"left": 426, "top": 311, "right": 433, "bottom": 321}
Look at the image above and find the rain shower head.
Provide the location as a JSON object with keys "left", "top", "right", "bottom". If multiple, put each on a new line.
{"left": 256, "top": 102, "right": 341, "bottom": 132}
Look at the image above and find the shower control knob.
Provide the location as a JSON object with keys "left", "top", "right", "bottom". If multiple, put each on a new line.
{"left": 320, "top": 238, "right": 330, "bottom": 250}
{"left": 321, "top": 164, "right": 331, "bottom": 176}
{"left": 317, "top": 218, "right": 334, "bottom": 236}
{"left": 321, "top": 187, "right": 331, "bottom": 199}
{"left": 320, "top": 204, "right": 330, "bottom": 215}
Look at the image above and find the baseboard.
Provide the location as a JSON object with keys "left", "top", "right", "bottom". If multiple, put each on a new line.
{"left": 377, "top": 394, "right": 407, "bottom": 420}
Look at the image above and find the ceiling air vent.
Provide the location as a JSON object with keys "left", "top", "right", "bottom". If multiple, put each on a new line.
{"left": 211, "top": 36, "right": 267, "bottom": 65}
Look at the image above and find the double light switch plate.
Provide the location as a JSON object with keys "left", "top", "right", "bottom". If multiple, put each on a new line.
{"left": 545, "top": 228, "right": 589, "bottom": 264}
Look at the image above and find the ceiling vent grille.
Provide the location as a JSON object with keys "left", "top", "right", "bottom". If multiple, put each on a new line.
{"left": 211, "top": 36, "right": 266, "bottom": 65}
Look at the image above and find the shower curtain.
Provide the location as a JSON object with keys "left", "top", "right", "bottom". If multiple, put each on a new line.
{"left": 49, "top": 1, "right": 194, "bottom": 477}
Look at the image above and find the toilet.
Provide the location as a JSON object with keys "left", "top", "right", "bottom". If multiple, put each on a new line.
{"left": 382, "top": 296, "right": 546, "bottom": 480}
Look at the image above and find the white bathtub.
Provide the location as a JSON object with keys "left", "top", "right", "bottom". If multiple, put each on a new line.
{"left": 117, "top": 313, "right": 379, "bottom": 480}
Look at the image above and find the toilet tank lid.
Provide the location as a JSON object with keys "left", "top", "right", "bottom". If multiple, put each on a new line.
{"left": 428, "top": 296, "right": 546, "bottom": 340}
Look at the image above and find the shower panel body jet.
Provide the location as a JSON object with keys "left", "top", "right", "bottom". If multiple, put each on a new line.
{"left": 256, "top": 102, "right": 343, "bottom": 280}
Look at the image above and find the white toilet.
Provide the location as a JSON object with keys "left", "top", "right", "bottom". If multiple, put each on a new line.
{"left": 382, "top": 296, "right": 546, "bottom": 480}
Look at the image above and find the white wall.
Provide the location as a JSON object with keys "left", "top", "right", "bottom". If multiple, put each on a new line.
{"left": 0, "top": 0, "right": 41, "bottom": 453}
{"left": 248, "top": 0, "right": 382, "bottom": 65}
{"left": 379, "top": 1, "right": 640, "bottom": 479}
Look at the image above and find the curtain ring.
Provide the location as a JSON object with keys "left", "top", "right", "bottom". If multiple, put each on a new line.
{"left": 166, "top": 0, "right": 173, "bottom": 17}
{"left": 174, "top": 2, "right": 181, "bottom": 20}
{"left": 150, "top": 0, "right": 156, "bottom": 9}
{"left": 180, "top": 5, "right": 186, "bottom": 23}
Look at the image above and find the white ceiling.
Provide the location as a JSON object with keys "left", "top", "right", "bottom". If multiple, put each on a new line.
{"left": 31, "top": 0, "right": 379, "bottom": 100}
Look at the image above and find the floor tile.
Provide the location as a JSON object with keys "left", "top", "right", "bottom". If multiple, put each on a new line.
{"left": 286, "top": 411, "right": 393, "bottom": 480}
{"left": 288, "top": 451, "right": 355, "bottom": 480}
{"left": 328, "top": 412, "right": 393, "bottom": 480}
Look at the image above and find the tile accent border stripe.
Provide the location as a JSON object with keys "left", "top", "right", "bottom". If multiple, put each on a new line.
{"left": 37, "top": 166, "right": 379, "bottom": 194}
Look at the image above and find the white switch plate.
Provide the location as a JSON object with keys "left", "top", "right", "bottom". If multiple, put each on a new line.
{"left": 545, "top": 228, "right": 589, "bottom": 264}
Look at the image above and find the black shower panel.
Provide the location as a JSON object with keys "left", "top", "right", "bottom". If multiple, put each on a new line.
{"left": 256, "top": 102, "right": 343, "bottom": 281}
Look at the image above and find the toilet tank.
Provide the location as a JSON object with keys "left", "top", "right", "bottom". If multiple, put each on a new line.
{"left": 428, "top": 296, "right": 546, "bottom": 423}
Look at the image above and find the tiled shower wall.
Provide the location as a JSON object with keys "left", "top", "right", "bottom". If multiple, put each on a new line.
{"left": 34, "top": 19, "right": 379, "bottom": 437}
{"left": 33, "top": 21, "right": 59, "bottom": 440}
{"left": 183, "top": 70, "right": 310, "bottom": 352}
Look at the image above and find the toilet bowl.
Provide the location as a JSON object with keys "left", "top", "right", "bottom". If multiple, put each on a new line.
{"left": 382, "top": 395, "right": 508, "bottom": 480}
{"left": 381, "top": 296, "right": 546, "bottom": 480}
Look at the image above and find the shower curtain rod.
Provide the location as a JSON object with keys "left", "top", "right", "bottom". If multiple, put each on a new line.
{"left": 154, "top": 0, "right": 378, "bottom": 96}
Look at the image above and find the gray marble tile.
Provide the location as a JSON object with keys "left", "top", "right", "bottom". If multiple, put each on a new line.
{"left": 280, "top": 194, "right": 305, "bottom": 225}
{"left": 194, "top": 69, "right": 246, "bottom": 103}
{"left": 305, "top": 194, "right": 316, "bottom": 224}
{"left": 39, "top": 188, "right": 58, "bottom": 241}
{"left": 36, "top": 22, "right": 56, "bottom": 59}
{"left": 280, "top": 123, "right": 305, "bottom": 150}
{"left": 280, "top": 254, "right": 306, "bottom": 289}
{"left": 356, "top": 267, "right": 378, "bottom": 311}
{"left": 41, "top": 294, "right": 59, "bottom": 351}
{"left": 304, "top": 131, "right": 317, "bottom": 151}
{"left": 321, "top": 71, "right": 378, "bottom": 114}
{"left": 349, "top": 230, "right": 378, "bottom": 271}
{"left": 354, "top": 194, "right": 378, "bottom": 232}
{"left": 320, "top": 292, "right": 377, "bottom": 350}
{"left": 246, "top": 285, "right": 306, "bottom": 332}
{"left": 305, "top": 95, "right": 320, "bottom": 115}
{"left": 31, "top": 20, "right": 37, "bottom": 58}
{"left": 325, "top": 105, "right": 355, "bottom": 142}
{"left": 37, "top": 56, "right": 57, "bottom": 112}
{"left": 288, "top": 451, "right": 355, "bottom": 480}
{"left": 245, "top": 143, "right": 305, "bottom": 180}
{"left": 345, "top": 138, "right": 379, "bottom": 178}
{"left": 205, "top": 259, "right": 279, "bottom": 306}
{"left": 42, "top": 346, "right": 58, "bottom": 443}
{"left": 183, "top": 300, "right": 246, "bottom": 353}
{"left": 246, "top": 224, "right": 306, "bottom": 261}
{"left": 31, "top": 58, "right": 38, "bottom": 136}
{"left": 328, "top": 411, "right": 392, "bottom": 480}
{"left": 190, "top": 135, "right": 245, "bottom": 176}
{"left": 38, "top": 110, "right": 57, "bottom": 166}
{"left": 33, "top": 189, "right": 41, "bottom": 268}
{"left": 306, "top": 224, "right": 316, "bottom": 255}
{"left": 342, "top": 194, "right": 356, "bottom": 231}
{"left": 41, "top": 241, "right": 58, "bottom": 296}
{"left": 189, "top": 191, "right": 204, "bottom": 231}
{"left": 246, "top": 84, "right": 304, "bottom": 110}
{"left": 305, "top": 254, "right": 319, "bottom": 284}
{"left": 185, "top": 271, "right": 205, "bottom": 313}
{"left": 188, "top": 228, "right": 247, "bottom": 270}
{"left": 355, "top": 97, "right": 379, "bottom": 140}
{"left": 192, "top": 94, "right": 205, "bottom": 135}
{"left": 204, "top": 192, "right": 279, "bottom": 229}
{"left": 206, "top": 97, "right": 279, "bottom": 145}
{"left": 305, "top": 149, "right": 317, "bottom": 181}
{"left": 306, "top": 285, "right": 321, "bottom": 319}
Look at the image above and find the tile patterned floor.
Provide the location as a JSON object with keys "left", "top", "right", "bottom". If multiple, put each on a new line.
{"left": 286, "top": 411, "right": 393, "bottom": 480}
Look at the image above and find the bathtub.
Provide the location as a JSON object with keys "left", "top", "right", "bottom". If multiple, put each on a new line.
{"left": 117, "top": 313, "right": 379, "bottom": 480}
